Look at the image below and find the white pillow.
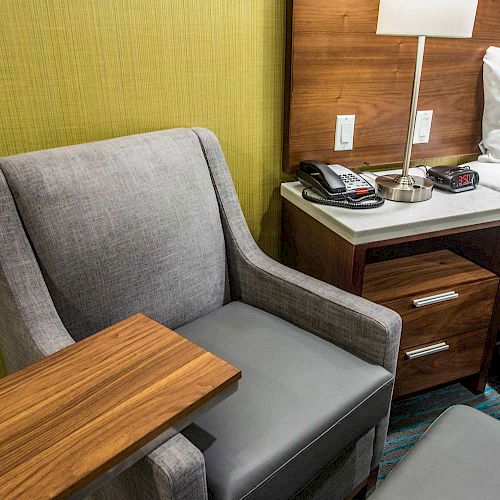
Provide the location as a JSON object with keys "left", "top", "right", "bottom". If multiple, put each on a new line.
{"left": 479, "top": 46, "right": 500, "bottom": 163}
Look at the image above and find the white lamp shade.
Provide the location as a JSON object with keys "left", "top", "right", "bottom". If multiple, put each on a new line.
{"left": 377, "top": 0, "right": 478, "bottom": 38}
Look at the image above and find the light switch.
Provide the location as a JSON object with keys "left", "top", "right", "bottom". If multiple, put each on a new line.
{"left": 334, "top": 115, "right": 355, "bottom": 151}
{"left": 413, "top": 110, "right": 433, "bottom": 144}
{"left": 341, "top": 122, "right": 351, "bottom": 143}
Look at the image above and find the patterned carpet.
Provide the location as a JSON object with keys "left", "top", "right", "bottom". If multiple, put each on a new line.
{"left": 379, "top": 377, "right": 500, "bottom": 483}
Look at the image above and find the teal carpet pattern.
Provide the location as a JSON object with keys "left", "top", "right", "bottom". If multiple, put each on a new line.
{"left": 379, "top": 377, "right": 500, "bottom": 483}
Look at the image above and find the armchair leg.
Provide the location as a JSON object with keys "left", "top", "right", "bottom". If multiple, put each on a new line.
{"left": 366, "top": 467, "right": 378, "bottom": 496}
{"left": 346, "top": 467, "right": 378, "bottom": 500}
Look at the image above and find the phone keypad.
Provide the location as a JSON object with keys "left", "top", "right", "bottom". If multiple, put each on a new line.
{"left": 339, "top": 173, "right": 371, "bottom": 189}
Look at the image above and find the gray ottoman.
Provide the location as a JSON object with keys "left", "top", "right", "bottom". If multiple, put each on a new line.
{"left": 371, "top": 405, "right": 500, "bottom": 499}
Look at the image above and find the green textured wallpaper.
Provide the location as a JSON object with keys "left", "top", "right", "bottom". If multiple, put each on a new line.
{"left": 0, "top": 0, "right": 285, "bottom": 254}
{"left": 0, "top": 0, "right": 285, "bottom": 378}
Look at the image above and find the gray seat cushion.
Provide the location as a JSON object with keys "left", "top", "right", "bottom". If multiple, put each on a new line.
{"left": 371, "top": 405, "right": 500, "bottom": 500}
{"left": 0, "top": 129, "right": 227, "bottom": 341}
{"left": 179, "top": 302, "right": 393, "bottom": 500}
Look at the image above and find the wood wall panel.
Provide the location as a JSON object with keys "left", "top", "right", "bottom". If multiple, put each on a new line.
{"left": 284, "top": 0, "right": 500, "bottom": 172}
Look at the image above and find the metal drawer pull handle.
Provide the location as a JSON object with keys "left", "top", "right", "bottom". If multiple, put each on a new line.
{"left": 412, "top": 291, "right": 459, "bottom": 308}
{"left": 405, "top": 342, "right": 450, "bottom": 360}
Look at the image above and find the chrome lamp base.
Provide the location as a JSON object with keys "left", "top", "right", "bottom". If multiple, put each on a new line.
{"left": 376, "top": 174, "right": 433, "bottom": 203}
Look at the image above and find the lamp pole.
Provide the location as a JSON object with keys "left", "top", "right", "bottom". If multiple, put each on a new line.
{"left": 401, "top": 35, "right": 426, "bottom": 179}
{"left": 375, "top": 35, "right": 434, "bottom": 202}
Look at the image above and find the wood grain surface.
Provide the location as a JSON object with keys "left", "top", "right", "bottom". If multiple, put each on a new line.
{"left": 362, "top": 250, "right": 499, "bottom": 397}
{"left": 0, "top": 313, "right": 241, "bottom": 499}
{"left": 282, "top": 199, "right": 367, "bottom": 293}
{"left": 283, "top": 0, "right": 500, "bottom": 172}
{"left": 362, "top": 249, "right": 496, "bottom": 304}
{"left": 468, "top": 285, "right": 500, "bottom": 393}
{"left": 394, "top": 329, "right": 488, "bottom": 397}
{"left": 382, "top": 279, "right": 499, "bottom": 350}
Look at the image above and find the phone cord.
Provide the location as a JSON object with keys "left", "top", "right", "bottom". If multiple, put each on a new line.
{"left": 302, "top": 188, "right": 385, "bottom": 209}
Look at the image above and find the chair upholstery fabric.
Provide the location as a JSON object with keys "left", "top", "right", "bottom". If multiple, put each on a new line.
{"left": 179, "top": 302, "right": 393, "bottom": 500}
{"left": 89, "top": 434, "right": 208, "bottom": 500}
{"left": 0, "top": 130, "right": 227, "bottom": 341}
{"left": 0, "top": 171, "right": 74, "bottom": 373}
{"left": 0, "top": 128, "right": 402, "bottom": 500}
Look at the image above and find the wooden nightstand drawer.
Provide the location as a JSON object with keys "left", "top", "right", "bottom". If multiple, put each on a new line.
{"left": 394, "top": 329, "right": 487, "bottom": 398}
{"left": 383, "top": 279, "right": 498, "bottom": 350}
{"left": 362, "top": 250, "right": 497, "bottom": 304}
{"left": 362, "top": 250, "right": 499, "bottom": 397}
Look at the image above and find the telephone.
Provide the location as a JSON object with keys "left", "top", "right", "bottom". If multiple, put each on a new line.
{"left": 297, "top": 161, "right": 384, "bottom": 209}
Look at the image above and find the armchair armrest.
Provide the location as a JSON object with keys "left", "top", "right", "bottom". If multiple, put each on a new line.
{"left": 230, "top": 245, "right": 401, "bottom": 374}
{"left": 93, "top": 434, "right": 208, "bottom": 500}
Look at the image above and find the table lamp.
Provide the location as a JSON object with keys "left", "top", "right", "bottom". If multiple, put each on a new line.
{"left": 375, "top": 0, "right": 478, "bottom": 202}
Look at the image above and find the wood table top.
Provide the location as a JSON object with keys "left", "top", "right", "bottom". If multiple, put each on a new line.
{"left": 0, "top": 313, "right": 241, "bottom": 499}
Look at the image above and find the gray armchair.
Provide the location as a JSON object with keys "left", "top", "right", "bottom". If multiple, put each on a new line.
{"left": 0, "top": 128, "right": 401, "bottom": 500}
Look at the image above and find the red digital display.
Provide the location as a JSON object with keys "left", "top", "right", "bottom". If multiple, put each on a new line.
{"left": 455, "top": 173, "right": 474, "bottom": 187}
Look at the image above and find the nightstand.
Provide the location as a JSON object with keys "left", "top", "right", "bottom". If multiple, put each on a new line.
{"left": 281, "top": 168, "right": 500, "bottom": 395}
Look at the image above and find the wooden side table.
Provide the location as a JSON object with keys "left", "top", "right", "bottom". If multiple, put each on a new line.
{"left": 0, "top": 313, "right": 241, "bottom": 499}
{"left": 281, "top": 170, "right": 500, "bottom": 395}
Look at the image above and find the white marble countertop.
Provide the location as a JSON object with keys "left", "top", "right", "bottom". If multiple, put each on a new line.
{"left": 280, "top": 168, "right": 500, "bottom": 245}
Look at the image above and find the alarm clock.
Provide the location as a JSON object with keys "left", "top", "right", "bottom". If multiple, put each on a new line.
{"left": 426, "top": 165, "right": 479, "bottom": 193}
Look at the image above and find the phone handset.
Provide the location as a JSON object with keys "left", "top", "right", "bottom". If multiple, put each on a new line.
{"left": 298, "top": 160, "right": 347, "bottom": 197}
{"left": 297, "top": 160, "right": 385, "bottom": 209}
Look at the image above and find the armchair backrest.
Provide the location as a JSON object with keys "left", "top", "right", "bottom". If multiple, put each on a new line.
{"left": 0, "top": 129, "right": 228, "bottom": 342}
